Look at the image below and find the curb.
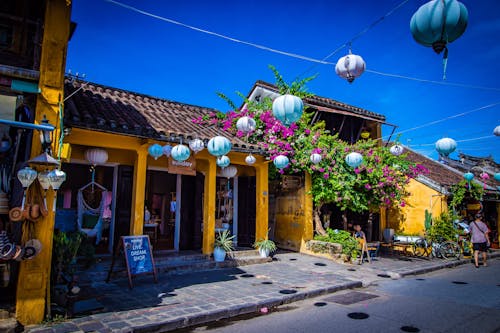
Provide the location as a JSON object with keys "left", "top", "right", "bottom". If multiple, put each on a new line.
{"left": 132, "top": 280, "right": 362, "bottom": 333}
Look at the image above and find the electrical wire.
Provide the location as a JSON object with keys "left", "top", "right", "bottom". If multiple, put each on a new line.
{"left": 410, "top": 135, "right": 496, "bottom": 147}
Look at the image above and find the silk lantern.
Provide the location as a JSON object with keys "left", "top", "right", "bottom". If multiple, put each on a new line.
{"left": 171, "top": 144, "right": 190, "bottom": 162}
{"left": 148, "top": 144, "right": 163, "bottom": 160}
{"left": 218, "top": 165, "right": 237, "bottom": 178}
{"left": 163, "top": 144, "right": 172, "bottom": 157}
{"left": 494, "top": 173, "right": 500, "bottom": 182}
{"left": 85, "top": 148, "right": 108, "bottom": 165}
{"left": 236, "top": 116, "right": 256, "bottom": 134}
{"left": 345, "top": 152, "right": 363, "bottom": 168}
{"left": 207, "top": 136, "right": 232, "bottom": 157}
{"left": 189, "top": 138, "right": 205, "bottom": 154}
{"left": 390, "top": 144, "right": 404, "bottom": 156}
{"left": 494, "top": 126, "right": 500, "bottom": 136}
{"left": 245, "top": 153, "right": 256, "bottom": 165}
{"left": 273, "top": 155, "right": 289, "bottom": 169}
{"left": 435, "top": 138, "right": 457, "bottom": 156}
{"left": 310, "top": 153, "right": 322, "bottom": 164}
{"left": 272, "top": 94, "right": 303, "bottom": 126}
{"left": 217, "top": 155, "right": 230, "bottom": 168}
{"left": 335, "top": 51, "right": 366, "bottom": 83}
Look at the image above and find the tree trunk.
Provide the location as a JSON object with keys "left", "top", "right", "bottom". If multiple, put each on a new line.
{"left": 342, "top": 213, "right": 348, "bottom": 231}
{"left": 313, "top": 205, "right": 327, "bottom": 236}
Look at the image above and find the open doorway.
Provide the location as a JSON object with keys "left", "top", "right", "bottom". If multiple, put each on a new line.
{"left": 237, "top": 176, "right": 256, "bottom": 247}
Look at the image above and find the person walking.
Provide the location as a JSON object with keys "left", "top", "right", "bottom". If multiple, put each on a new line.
{"left": 470, "top": 213, "right": 490, "bottom": 268}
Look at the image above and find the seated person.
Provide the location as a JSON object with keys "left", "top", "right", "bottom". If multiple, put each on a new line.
{"left": 353, "top": 224, "right": 366, "bottom": 242}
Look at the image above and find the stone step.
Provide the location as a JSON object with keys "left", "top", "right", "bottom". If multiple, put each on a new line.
{"left": 0, "top": 318, "right": 17, "bottom": 333}
{"left": 228, "top": 250, "right": 260, "bottom": 258}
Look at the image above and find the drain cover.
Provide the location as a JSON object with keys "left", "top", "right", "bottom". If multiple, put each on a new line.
{"left": 452, "top": 281, "right": 468, "bottom": 285}
{"left": 261, "top": 281, "right": 273, "bottom": 285}
{"left": 347, "top": 312, "right": 369, "bottom": 320}
{"left": 314, "top": 302, "right": 327, "bottom": 307}
{"left": 324, "top": 291, "right": 379, "bottom": 305}
{"left": 279, "top": 289, "right": 297, "bottom": 295}
{"left": 289, "top": 258, "right": 297, "bottom": 261}
{"left": 240, "top": 274, "right": 255, "bottom": 278}
{"left": 415, "top": 278, "right": 425, "bottom": 281}
{"left": 401, "top": 326, "right": 420, "bottom": 332}
{"left": 347, "top": 268, "right": 356, "bottom": 272}
{"left": 315, "top": 263, "right": 327, "bottom": 266}
{"left": 377, "top": 274, "right": 391, "bottom": 278}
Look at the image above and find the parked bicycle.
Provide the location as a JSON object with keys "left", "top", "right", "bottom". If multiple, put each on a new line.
{"left": 412, "top": 237, "right": 461, "bottom": 260}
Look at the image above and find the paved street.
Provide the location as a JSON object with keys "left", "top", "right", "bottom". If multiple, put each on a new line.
{"left": 179, "top": 257, "right": 500, "bottom": 333}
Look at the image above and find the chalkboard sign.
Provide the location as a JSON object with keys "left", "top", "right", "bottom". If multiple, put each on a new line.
{"left": 107, "top": 235, "right": 157, "bottom": 288}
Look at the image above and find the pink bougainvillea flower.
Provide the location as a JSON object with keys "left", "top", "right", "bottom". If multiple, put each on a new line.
{"left": 323, "top": 173, "right": 330, "bottom": 179}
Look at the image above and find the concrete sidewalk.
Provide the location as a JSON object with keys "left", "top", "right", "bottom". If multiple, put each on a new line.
{"left": 26, "top": 250, "right": 499, "bottom": 333}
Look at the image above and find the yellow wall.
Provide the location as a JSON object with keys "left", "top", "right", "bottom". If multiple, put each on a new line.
{"left": 387, "top": 178, "right": 447, "bottom": 235}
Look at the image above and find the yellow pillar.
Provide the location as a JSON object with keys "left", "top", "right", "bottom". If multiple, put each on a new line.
{"left": 255, "top": 163, "right": 269, "bottom": 241}
{"left": 202, "top": 157, "right": 217, "bottom": 254}
{"left": 300, "top": 172, "right": 314, "bottom": 251}
{"left": 16, "top": 0, "right": 71, "bottom": 325}
{"left": 130, "top": 145, "right": 148, "bottom": 235}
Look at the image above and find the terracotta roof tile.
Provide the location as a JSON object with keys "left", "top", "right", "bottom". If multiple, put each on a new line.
{"left": 64, "top": 80, "right": 259, "bottom": 151}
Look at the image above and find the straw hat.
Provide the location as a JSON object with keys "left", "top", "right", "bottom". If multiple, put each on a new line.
{"left": 9, "top": 207, "right": 23, "bottom": 222}
{"left": 25, "top": 239, "right": 42, "bottom": 259}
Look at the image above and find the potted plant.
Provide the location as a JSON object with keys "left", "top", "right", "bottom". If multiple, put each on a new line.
{"left": 253, "top": 237, "right": 277, "bottom": 258}
{"left": 214, "top": 229, "right": 235, "bottom": 262}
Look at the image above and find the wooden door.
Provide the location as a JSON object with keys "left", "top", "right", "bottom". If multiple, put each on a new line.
{"left": 179, "top": 174, "right": 202, "bottom": 250}
{"left": 237, "top": 176, "right": 256, "bottom": 247}
{"left": 113, "top": 165, "right": 133, "bottom": 247}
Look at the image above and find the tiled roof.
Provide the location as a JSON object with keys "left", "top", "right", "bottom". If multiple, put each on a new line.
{"left": 63, "top": 80, "right": 259, "bottom": 151}
{"left": 251, "top": 81, "right": 386, "bottom": 122}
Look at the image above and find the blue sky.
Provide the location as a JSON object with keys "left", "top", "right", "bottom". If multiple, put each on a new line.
{"left": 66, "top": 0, "right": 500, "bottom": 162}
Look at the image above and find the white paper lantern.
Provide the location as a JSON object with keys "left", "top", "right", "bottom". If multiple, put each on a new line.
{"left": 310, "top": 153, "right": 322, "bottom": 164}
{"left": 494, "top": 125, "right": 500, "bottom": 136}
{"left": 218, "top": 165, "right": 238, "bottom": 178}
{"left": 345, "top": 152, "right": 363, "bottom": 168}
{"left": 217, "top": 155, "right": 230, "bottom": 168}
{"left": 390, "top": 145, "right": 404, "bottom": 156}
{"left": 245, "top": 153, "right": 256, "bottom": 165}
{"left": 435, "top": 138, "right": 457, "bottom": 156}
{"left": 85, "top": 148, "right": 109, "bottom": 165}
{"left": 335, "top": 52, "right": 366, "bottom": 83}
{"left": 272, "top": 94, "right": 304, "bottom": 126}
{"left": 236, "top": 116, "right": 256, "bottom": 133}
{"left": 207, "top": 136, "right": 232, "bottom": 157}
{"left": 189, "top": 138, "right": 205, "bottom": 154}
{"left": 273, "top": 155, "right": 289, "bottom": 169}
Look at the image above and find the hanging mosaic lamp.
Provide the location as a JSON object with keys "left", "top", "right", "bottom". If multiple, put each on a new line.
{"left": 494, "top": 125, "right": 500, "bottom": 136}
{"left": 218, "top": 165, "right": 237, "bottom": 178}
{"left": 17, "top": 167, "right": 38, "bottom": 189}
{"left": 47, "top": 169, "right": 66, "bottom": 190}
{"left": 335, "top": 51, "right": 366, "bottom": 83}
{"left": 345, "top": 152, "right": 363, "bottom": 168}
{"left": 217, "top": 155, "right": 230, "bottom": 168}
{"left": 85, "top": 147, "right": 108, "bottom": 165}
{"left": 171, "top": 144, "right": 191, "bottom": 162}
{"left": 236, "top": 116, "right": 256, "bottom": 134}
{"left": 435, "top": 137, "right": 457, "bottom": 156}
{"left": 148, "top": 144, "right": 163, "bottom": 160}
{"left": 245, "top": 153, "right": 256, "bottom": 165}
{"left": 163, "top": 144, "right": 173, "bottom": 157}
{"left": 494, "top": 173, "right": 500, "bottom": 182}
{"left": 189, "top": 138, "right": 205, "bottom": 154}
{"left": 410, "top": 0, "right": 468, "bottom": 79}
{"left": 207, "top": 136, "right": 232, "bottom": 157}
{"left": 37, "top": 170, "right": 52, "bottom": 191}
{"left": 273, "top": 155, "right": 289, "bottom": 169}
{"left": 310, "top": 153, "right": 322, "bottom": 164}
{"left": 272, "top": 94, "right": 303, "bottom": 126}
{"left": 390, "top": 144, "right": 404, "bottom": 156}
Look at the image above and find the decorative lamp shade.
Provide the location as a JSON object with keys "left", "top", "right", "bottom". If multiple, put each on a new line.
{"left": 37, "top": 170, "right": 52, "bottom": 191}
{"left": 335, "top": 52, "right": 366, "bottom": 83}
{"left": 390, "top": 144, "right": 404, "bottom": 156}
{"left": 171, "top": 144, "right": 191, "bottom": 162}
{"left": 463, "top": 172, "right": 474, "bottom": 182}
{"left": 435, "top": 138, "right": 457, "bottom": 156}
{"left": 410, "top": 0, "right": 468, "bottom": 54}
{"left": 494, "top": 125, "right": 500, "bottom": 136}
{"left": 245, "top": 153, "right": 256, "bottom": 165}
{"left": 47, "top": 169, "right": 66, "bottom": 190}
{"left": 218, "top": 165, "right": 237, "bottom": 178}
{"left": 310, "top": 153, "right": 322, "bottom": 164}
{"left": 17, "top": 167, "right": 37, "bottom": 189}
{"left": 148, "top": 144, "right": 163, "bottom": 160}
{"left": 360, "top": 130, "right": 370, "bottom": 139}
{"left": 236, "top": 116, "right": 257, "bottom": 133}
{"left": 216, "top": 155, "right": 230, "bottom": 168}
{"left": 85, "top": 148, "right": 108, "bottom": 165}
{"left": 163, "top": 144, "right": 173, "bottom": 157}
{"left": 189, "top": 138, "right": 205, "bottom": 154}
{"left": 345, "top": 152, "right": 363, "bottom": 168}
{"left": 273, "top": 155, "right": 289, "bottom": 169}
{"left": 272, "top": 94, "right": 304, "bottom": 126}
{"left": 207, "top": 136, "right": 232, "bottom": 157}
{"left": 494, "top": 173, "right": 500, "bottom": 182}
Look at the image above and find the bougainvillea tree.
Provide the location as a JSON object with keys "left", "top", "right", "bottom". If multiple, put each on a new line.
{"left": 193, "top": 66, "right": 428, "bottom": 235}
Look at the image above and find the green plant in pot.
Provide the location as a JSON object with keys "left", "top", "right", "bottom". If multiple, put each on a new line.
{"left": 253, "top": 234, "right": 277, "bottom": 258}
{"left": 214, "top": 229, "right": 235, "bottom": 262}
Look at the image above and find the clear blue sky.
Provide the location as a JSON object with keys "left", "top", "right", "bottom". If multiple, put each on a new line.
{"left": 66, "top": 0, "right": 500, "bottom": 162}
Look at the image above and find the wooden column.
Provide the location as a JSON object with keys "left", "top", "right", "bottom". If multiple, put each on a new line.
{"left": 255, "top": 163, "right": 269, "bottom": 241}
{"left": 130, "top": 145, "right": 148, "bottom": 235}
{"left": 202, "top": 157, "right": 216, "bottom": 254}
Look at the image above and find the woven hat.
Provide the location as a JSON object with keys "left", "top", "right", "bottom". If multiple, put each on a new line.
{"left": 25, "top": 239, "right": 42, "bottom": 259}
{"left": 0, "top": 242, "right": 15, "bottom": 259}
{"left": 22, "top": 246, "right": 37, "bottom": 260}
{"left": 9, "top": 207, "right": 23, "bottom": 222}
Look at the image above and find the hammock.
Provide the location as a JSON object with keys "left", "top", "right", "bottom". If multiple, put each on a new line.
{"left": 77, "top": 181, "right": 107, "bottom": 245}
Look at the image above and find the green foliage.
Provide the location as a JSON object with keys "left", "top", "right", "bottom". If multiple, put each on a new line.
{"left": 427, "top": 212, "right": 459, "bottom": 242}
{"left": 52, "top": 231, "right": 84, "bottom": 284}
{"left": 253, "top": 238, "right": 277, "bottom": 252}
{"left": 424, "top": 209, "right": 432, "bottom": 231}
{"left": 214, "top": 229, "right": 235, "bottom": 252}
{"left": 314, "top": 228, "right": 358, "bottom": 258}
{"left": 449, "top": 180, "right": 483, "bottom": 210}
{"left": 268, "top": 65, "right": 316, "bottom": 98}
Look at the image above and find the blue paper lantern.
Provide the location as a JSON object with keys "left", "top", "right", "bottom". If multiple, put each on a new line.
{"left": 435, "top": 138, "right": 457, "bottom": 156}
{"left": 162, "top": 144, "right": 172, "bottom": 157}
{"left": 463, "top": 172, "right": 474, "bottom": 182}
{"left": 273, "top": 155, "right": 289, "bottom": 169}
{"left": 207, "top": 136, "right": 232, "bottom": 157}
{"left": 494, "top": 173, "right": 500, "bottom": 182}
{"left": 410, "top": 0, "right": 468, "bottom": 54}
{"left": 148, "top": 144, "right": 163, "bottom": 160}
{"left": 345, "top": 152, "right": 363, "bottom": 168}
{"left": 272, "top": 94, "right": 303, "bottom": 126}
{"left": 171, "top": 144, "right": 191, "bottom": 162}
{"left": 217, "top": 155, "right": 230, "bottom": 168}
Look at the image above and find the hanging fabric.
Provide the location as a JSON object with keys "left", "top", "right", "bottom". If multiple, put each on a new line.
{"left": 77, "top": 180, "right": 107, "bottom": 245}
